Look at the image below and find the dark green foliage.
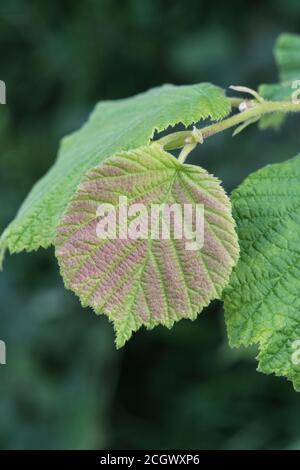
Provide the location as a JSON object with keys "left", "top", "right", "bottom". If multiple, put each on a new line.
{"left": 2, "top": 0, "right": 300, "bottom": 450}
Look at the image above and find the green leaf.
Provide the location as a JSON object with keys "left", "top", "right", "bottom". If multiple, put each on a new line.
{"left": 258, "top": 112, "right": 285, "bottom": 131}
{"left": 55, "top": 144, "right": 239, "bottom": 347}
{"left": 259, "top": 82, "right": 294, "bottom": 102}
{"left": 0, "top": 83, "right": 231, "bottom": 265}
{"left": 275, "top": 33, "right": 300, "bottom": 82}
{"left": 223, "top": 154, "right": 300, "bottom": 390}
{"left": 258, "top": 83, "right": 291, "bottom": 130}
{"left": 259, "top": 33, "right": 300, "bottom": 130}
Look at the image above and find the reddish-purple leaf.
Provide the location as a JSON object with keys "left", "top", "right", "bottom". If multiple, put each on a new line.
{"left": 56, "top": 144, "right": 239, "bottom": 347}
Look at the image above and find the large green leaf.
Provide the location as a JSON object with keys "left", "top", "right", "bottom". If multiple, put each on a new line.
{"left": 0, "top": 83, "right": 231, "bottom": 265}
{"left": 223, "top": 154, "right": 300, "bottom": 390}
{"left": 56, "top": 144, "right": 239, "bottom": 347}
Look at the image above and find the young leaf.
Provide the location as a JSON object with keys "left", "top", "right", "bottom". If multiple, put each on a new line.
{"left": 0, "top": 83, "right": 231, "bottom": 265}
{"left": 55, "top": 144, "right": 239, "bottom": 347}
{"left": 223, "top": 154, "right": 300, "bottom": 390}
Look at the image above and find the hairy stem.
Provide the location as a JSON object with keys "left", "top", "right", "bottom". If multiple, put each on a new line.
{"left": 157, "top": 100, "right": 300, "bottom": 154}
{"left": 177, "top": 142, "right": 197, "bottom": 163}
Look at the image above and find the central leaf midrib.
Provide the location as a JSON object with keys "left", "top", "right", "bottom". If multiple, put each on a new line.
{"left": 125, "top": 169, "right": 181, "bottom": 322}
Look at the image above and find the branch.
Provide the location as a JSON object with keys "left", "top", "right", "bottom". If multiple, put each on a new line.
{"left": 156, "top": 100, "right": 300, "bottom": 155}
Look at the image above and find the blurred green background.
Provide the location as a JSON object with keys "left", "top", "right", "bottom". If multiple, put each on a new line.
{"left": 1, "top": 0, "right": 300, "bottom": 450}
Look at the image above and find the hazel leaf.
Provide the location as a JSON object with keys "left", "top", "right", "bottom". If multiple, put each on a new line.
{"left": 223, "top": 154, "right": 300, "bottom": 391}
{"left": 0, "top": 83, "right": 231, "bottom": 264}
{"left": 55, "top": 144, "right": 239, "bottom": 347}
